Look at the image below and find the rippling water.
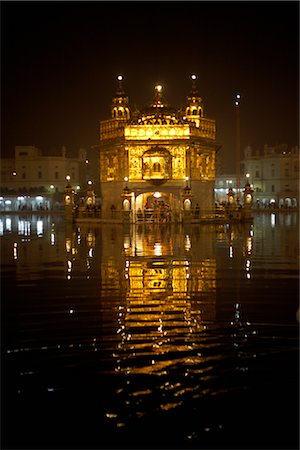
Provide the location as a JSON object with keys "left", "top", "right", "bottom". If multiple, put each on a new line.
{"left": 1, "top": 213, "right": 299, "bottom": 449}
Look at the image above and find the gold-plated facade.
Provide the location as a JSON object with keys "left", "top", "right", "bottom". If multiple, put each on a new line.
{"left": 98, "top": 76, "right": 221, "bottom": 220}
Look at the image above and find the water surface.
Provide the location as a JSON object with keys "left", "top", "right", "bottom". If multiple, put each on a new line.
{"left": 1, "top": 213, "right": 299, "bottom": 449}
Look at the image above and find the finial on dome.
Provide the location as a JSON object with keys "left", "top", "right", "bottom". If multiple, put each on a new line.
{"left": 153, "top": 83, "right": 164, "bottom": 107}
{"left": 115, "top": 74, "right": 125, "bottom": 96}
{"left": 191, "top": 74, "right": 197, "bottom": 91}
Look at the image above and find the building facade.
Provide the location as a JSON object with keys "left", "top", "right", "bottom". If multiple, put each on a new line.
{"left": 0, "top": 145, "right": 88, "bottom": 211}
{"left": 214, "top": 145, "right": 299, "bottom": 209}
{"left": 98, "top": 76, "right": 220, "bottom": 221}
{"left": 242, "top": 144, "right": 299, "bottom": 208}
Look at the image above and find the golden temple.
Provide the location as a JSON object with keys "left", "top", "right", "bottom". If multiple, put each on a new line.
{"left": 98, "top": 75, "right": 221, "bottom": 222}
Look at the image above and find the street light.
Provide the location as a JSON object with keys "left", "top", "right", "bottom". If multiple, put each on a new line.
{"left": 235, "top": 93, "right": 241, "bottom": 204}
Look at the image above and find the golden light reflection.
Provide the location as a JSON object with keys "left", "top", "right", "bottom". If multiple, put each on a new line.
{"left": 112, "top": 229, "right": 216, "bottom": 375}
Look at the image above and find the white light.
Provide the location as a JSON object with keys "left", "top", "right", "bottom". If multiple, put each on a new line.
{"left": 13, "top": 242, "right": 18, "bottom": 260}
{"left": 12, "top": 171, "right": 17, "bottom": 176}
{"left": 66, "top": 175, "right": 70, "bottom": 181}
{"left": 191, "top": 74, "right": 197, "bottom": 80}
{"left": 117, "top": 75, "right": 123, "bottom": 81}
{"left": 5, "top": 200, "right": 11, "bottom": 205}
{"left": 36, "top": 196, "right": 43, "bottom": 201}
{"left": 271, "top": 213, "right": 276, "bottom": 227}
{"left": 6, "top": 218, "right": 11, "bottom": 231}
{"left": 185, "top": 176, "right": 189, "bottom": 181}
{"left": 156, "top": 84, "right": 162, "bottom": 92}
{"left": 154, "top": 242, "right": 162, "bottom": 256}
{"left": 246, "top": 173, "right": 250, "bottom": 178}
{"left": 153, "top": 192, "right": 161, "bottom": 198}
{"left": 236, "top": 94, "right": 241, "bottom": 99}
{"left": 50, "top": 185, "right": 54, "bottom": 189}
{"left": 76, "top": 185, "right": 80, "bottom": 190}
{"left": 37, "top": 220, "right": 43, "bottom": 236}
{"left": 17, "top": 196, "right": 24, "bottom": 201}
{"left": 88, "top": 180, "right": 92, "bottom": 185}
{"left": 124, "top": 177, "right": 128, "bottom": 182}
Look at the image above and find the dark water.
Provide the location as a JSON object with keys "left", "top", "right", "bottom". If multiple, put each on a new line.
{"left": 1, "top": 213, "right": 299, "bottom": 449}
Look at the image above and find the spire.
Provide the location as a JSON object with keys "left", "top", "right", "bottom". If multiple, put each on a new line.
{"left": 185, "top": 74, "right": 203, "bottom": 125}
{"left": 152, "top": 83, "right": 165, "bottom": 108}
{"left": 116, "top": 75, "right": 125, "bottom": 96}
{"left": 111, "top": 75, "right": 131, "bottom": 121}
{"left": 190, "top": 74, "right": 199, "bottom": 96}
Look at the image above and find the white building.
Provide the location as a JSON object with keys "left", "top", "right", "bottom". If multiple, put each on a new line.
{"left": 0, "top": 145, "right": 88, "bottom": 211}
{"left": 242, "top": 144, "right": 299, "bottom": 208}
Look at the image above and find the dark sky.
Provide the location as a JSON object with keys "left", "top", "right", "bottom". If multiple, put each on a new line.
{"left": 1, "top": 1, "right": 299, "bottom": 171}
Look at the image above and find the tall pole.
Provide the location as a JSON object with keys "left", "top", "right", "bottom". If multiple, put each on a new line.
{"left": 235, "top": 94, "right": 241, "bottom": 204}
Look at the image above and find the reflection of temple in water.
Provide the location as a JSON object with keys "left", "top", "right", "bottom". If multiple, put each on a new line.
{"left": 113, "top": 225, "right": 217, "bottom": 374}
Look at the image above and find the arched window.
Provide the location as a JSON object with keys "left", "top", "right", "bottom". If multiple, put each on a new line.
{"left": 123, "top": 199, "right": 130, "bottom": 211}
{"left": 153, "top": 162, "right": 161, "bottom": 172}
{"left": 184, "top": 199, "right": 191, "bottom": 210}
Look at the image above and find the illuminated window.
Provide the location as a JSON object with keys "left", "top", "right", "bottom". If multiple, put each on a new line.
{"left": 153, "top": 162, "right": 161, "bottom": 172}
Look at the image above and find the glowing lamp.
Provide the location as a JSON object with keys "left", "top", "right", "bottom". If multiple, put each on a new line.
{"left": 191, "top": 74, "right": 197, "bottom": 80}
{"left": 117, "top": 75, "right": 123, "bottom": 81}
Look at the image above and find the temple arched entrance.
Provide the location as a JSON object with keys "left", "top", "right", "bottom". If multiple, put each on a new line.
{"left": 135, "top": 191, "right": 175, "bottom": 222}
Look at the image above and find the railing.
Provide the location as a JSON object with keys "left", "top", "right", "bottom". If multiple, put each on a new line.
{"left": 100, "top": 119, "right": 125, "bottom": 141}
{"left": 74, "top": 207, "right": 230, "bottom": 223}
{"left": 190, "top": 118, "right": 216, "bottom": 140}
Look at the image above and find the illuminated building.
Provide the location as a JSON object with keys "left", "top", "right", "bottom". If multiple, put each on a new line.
{"left": 0, "top": 145, "right": 89, "bottom": 211}
{"left": 242, "top": 144, "right": 299, "bottom": 208}
{"left": 98, "top": 75, "right": 221, "bottom": 221}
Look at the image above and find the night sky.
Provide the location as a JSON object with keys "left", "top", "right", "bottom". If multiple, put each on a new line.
{"left": 1, "top": 1, "right": 299, "bottom": 172}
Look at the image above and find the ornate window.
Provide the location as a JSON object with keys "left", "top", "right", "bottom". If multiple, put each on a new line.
{"left": 142, "top": 147, "right": 172, "bottom": 185}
